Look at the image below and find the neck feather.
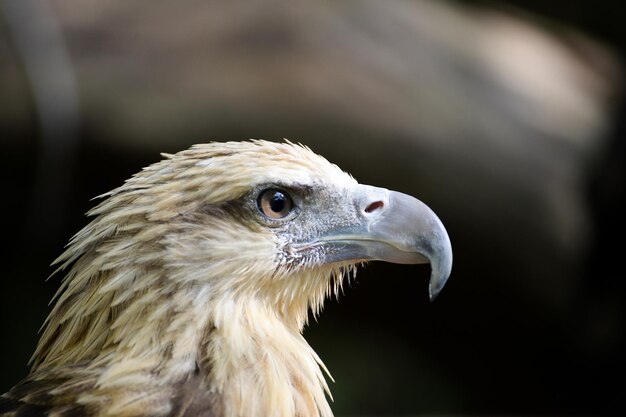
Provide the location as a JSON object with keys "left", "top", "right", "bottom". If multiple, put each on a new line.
{"left": 208, "top": 297, "right": 334, "bottom": 417}
{"left": 33, "top": 261, "right": 343, "bottom": 417}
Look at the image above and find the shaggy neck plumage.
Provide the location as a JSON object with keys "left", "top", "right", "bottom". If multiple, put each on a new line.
{"left": 32, "top": 227, "right": 341, "bottom": 417}
{"left": 209, "top": 295, "right": 333, "bottom": 417}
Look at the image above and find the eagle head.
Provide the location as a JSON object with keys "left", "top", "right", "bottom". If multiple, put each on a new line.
{"left": 17, "top": 140, "right": 451, "bottom": 417}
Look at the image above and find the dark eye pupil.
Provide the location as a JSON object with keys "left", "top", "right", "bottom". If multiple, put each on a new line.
{"left": 270, "top": 192, "right": 286, "bottom": 212}
{"left": 258, "top": 188, "right": 293, "bottom": 220}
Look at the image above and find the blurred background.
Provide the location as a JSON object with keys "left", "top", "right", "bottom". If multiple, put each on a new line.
{"left": 1, "top": 0, "right": 624, "bottom": 415}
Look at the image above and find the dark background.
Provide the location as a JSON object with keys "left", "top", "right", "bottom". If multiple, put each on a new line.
{"left": 1, "top": 0, "right": 625, "bottom": 415}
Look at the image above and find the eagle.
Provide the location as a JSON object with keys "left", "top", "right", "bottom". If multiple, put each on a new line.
{"left": 1, "top": 140, "right": 452, "bottom": 417}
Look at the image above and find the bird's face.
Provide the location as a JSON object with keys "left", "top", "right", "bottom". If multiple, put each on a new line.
{"left": 139, "top": 141, "right": 452, "bottom": 315}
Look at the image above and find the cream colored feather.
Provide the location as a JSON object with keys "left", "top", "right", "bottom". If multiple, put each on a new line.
{"left": 24, "top": 140, "right": 359, "bottom": 417}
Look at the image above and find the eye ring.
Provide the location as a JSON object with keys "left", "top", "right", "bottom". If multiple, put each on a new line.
{"left": 257, "top": 189, "right": 293, "bottom": 220}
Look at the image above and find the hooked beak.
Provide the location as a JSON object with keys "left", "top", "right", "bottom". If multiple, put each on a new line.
{"left": 317, "top": 185, "right": 452, "bottom": 300}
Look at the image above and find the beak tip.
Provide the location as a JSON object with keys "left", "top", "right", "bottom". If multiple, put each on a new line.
{"left": 428, "top": 279, "right": 445, "bottom": 302}
{"left": 428, "top": 277, "right": 449, "bottom": 302}
{"left": 427, "top": 248, "right": 452, "bottom": 302}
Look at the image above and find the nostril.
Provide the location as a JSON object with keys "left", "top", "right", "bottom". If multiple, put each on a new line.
{"left": 364, "top": 200, "right": 384, "bottom": 214}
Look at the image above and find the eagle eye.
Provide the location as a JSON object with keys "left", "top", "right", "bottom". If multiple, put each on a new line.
{"left": 257, "top": 189, "right": 293, "bottom": 220}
